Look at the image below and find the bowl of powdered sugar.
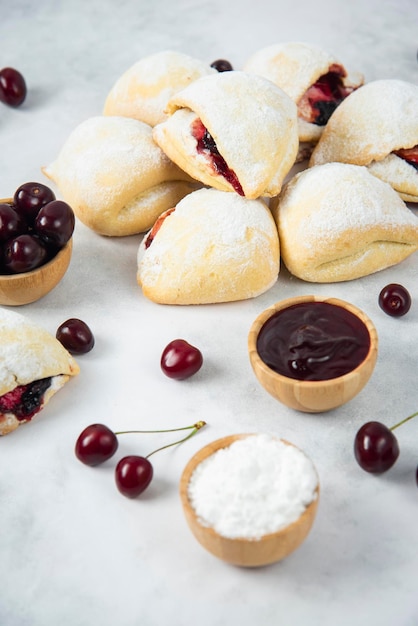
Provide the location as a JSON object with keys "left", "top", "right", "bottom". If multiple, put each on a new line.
{"left": 179, "top": 433, "right": 319, "bottom": 567}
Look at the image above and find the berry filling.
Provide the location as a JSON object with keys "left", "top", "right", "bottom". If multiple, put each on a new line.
{"left": 393, "top": 145, "right": 418, "bottom": 171}
{"left": 191, "top": 119, "right": 244, "bottom": 196}
{"left": 0, "top": 377, "right": 52, "bottom": 421}
{"left": 299, "top": 64, "right": 356, "bottom": 126}
{"left": 144, "top": 207, "right": 176, "bottom": 249}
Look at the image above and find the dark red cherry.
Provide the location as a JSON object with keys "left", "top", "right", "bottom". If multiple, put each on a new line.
{"left": 378, "top": 283, "right": 411, "bottom": 317}
{"left": 160, "top": 339, "right": 203, "bottom": 380}
{"left": 115, "top": 455, "right": 153, "bottom": 498}
{"left": 210, "top": 59, "right": 233, "bottom": 72}
{"left": 3, "top": 234, "right": 47, "bottom": 273}
{"left": 56, "top": 318, "right": 95, "bottom": 354}
{"left": 35, "top": 200, "right": 75, "bottom": 247}
{"left": 0, "top": 203, "right": 25, "bottom": 243}
{"left": 75, "top": 424, "right": 119, "bottom": 466}
{"left": 354, "top": 421, "right": 400, "bottom": 473}
{"left": 13, "top": 182, "right": 56, "bottom": 223}
{"left": 0, "top": 67, "right": 27, "bottom": 107}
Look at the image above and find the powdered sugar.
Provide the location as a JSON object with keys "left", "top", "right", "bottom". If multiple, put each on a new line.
{"left": 187, "top": 434, "right": 318, "bottom": 540}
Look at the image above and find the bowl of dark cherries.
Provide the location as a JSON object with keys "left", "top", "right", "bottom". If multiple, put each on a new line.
{"left": 0, "top": 181, "right": 75, "bottom": 305}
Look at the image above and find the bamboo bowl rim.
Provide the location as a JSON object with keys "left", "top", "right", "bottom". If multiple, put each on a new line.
{"left": 248, "top": 295, "right": 378, "bottom": 413}
{"left": 179, "top": 433, "right": 320, "bottom": 567}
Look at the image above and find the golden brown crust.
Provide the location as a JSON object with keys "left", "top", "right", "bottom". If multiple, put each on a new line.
{"left": 309, "top": 80, "right": 418, "bottom": 201}
{"left": 137, "top": 188, "right": 280, "bottom": 304}
{"left": 152, "top": 71, "right": 298, "bottom": 200}
{"left": 103, "top": 50, "right": 216, "bottom": 127}
{"left": 43, "top": 116, "right": 197, "bottom": 236}
{"left": 271, "top": 163, "right": 418, "bottom": 283}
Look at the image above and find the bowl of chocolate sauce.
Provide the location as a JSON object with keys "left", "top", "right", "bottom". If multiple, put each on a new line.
{"left": 248, "top": 295, "right": 378, "bottom": 413}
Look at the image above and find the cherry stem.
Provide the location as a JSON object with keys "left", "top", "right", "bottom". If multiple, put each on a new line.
{"left": 390, "top": 411, "right": 418, "bottom": 432}
{"left": 145, "top": 420, "right": 206, "bottom": 459}
{"left": 114, "top": 420, "right": 206, "bottom": 437}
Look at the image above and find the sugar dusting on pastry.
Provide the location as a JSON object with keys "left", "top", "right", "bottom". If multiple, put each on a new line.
{"left": 137, "top": 188, "right": 280, "bottom": 304}
{"left": 272, "top": 163, "right": 418, "bottom": 283}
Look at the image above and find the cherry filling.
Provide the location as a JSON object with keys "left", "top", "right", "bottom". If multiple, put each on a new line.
{"left": 394, "top": 146, "right": 418, "bottom": 171}
{"left": 144, "top": 207, "right": 176, "bottom": 249}
{"left": 0, "top": 377, "right": 52, "bottom": 421}
{"left": 299, "top": 65, "right": 356, "bottom": 126}
{"left": 191, "top": 119, "right": 244, "bottom": 196}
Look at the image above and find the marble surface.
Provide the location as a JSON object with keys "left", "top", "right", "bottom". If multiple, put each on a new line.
{"left": 1, "top": 1, "right": 418, "bottom": 624}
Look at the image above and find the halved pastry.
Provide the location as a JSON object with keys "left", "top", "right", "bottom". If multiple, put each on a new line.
{"left": 309, "top": 80, "right": 418, "bottom": 202}
{"left": 0, "top": 308, "right": 79, "bottom": 436}
{"left": 152, "top": 71, "right": 298, "bottom": 199}
{"left": 271, "top": 163, "right": 418, "bottom": 283}
{"left": 137, "top": 188, "right": 280, "bottom": 304}
{"left": 103, "top": 50, "right": 216, "bottom": 127}
{"left": 243, "top": 42, "right": 363, "bottom": 158}
{"left": 43, "top": 116, "right": 198, "bottom": 236}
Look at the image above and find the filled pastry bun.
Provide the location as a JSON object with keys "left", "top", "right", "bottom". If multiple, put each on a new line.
{"left": 309, "top": 80, "right": 418, "bottom": 203}
{"left": 43, "top": 116, "right": 198, "bottom": 236}
{"left": 243, "top": 42, "right": 363, "bottom": 156}
{"left": 271, "top": 163, "right": 418, "bottom": 283}
{"left": 152, "top": 71, "right": 298, "bottom": 199}
{"left": 0, "top": 308, "right": 79, "bottom": 436}
{"left": 137, "top": 188, "right": 280, "bottom": 304}
{"left": 103, "top": 50, "right": 216, "bottom": 127}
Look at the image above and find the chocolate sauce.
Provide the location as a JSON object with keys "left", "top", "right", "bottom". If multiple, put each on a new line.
{"left": 257, "top": 302, "right": 370, "bottom": 381}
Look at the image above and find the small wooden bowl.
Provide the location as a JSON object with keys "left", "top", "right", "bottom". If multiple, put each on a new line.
{"left": 0, "top": 197, "right": 73, "bottom": 306}
{"left": 179, "top": 434, "right": 319, "bottom": 567}
{"left": 248, "top": 295, "right": 378, "bottom": 413}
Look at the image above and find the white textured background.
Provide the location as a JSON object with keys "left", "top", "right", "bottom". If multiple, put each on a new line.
{"left": 0, "top": 1, "right": 418, "bottom": 625}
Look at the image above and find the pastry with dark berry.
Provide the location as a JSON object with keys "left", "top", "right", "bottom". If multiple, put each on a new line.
{"left": 103, "top": 50, "right": 216, "bottom": 127}
{"left": 243, "top": 42, "right": 363, "bottom": 160}
{"left": 309, "top": 79, "right": 418, "bottom": 203}
{"left": 152, "top": 71, "right": 298, "bottom": 200}
{"left": 42, "top": 115, "right": 198, "bottom": 236}
{"left": 0, "top": 308, "right": 79, "bottom": 436}
{"left": 137, "top": 188, "right": 280, "bottom": 304}
{"left": 271, "top": 163, "right": 418, "bottom": 283}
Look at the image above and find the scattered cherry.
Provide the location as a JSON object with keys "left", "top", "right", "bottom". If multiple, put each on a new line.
{"left": 115, "top": 456, "right": 153, "bottom": 498}
{"left": 0, "top": 67, "right": 27, "bottom": 107}
{"left": 75, "top": 423, "right": 119, "bottom": 466}
{"left": 160, "top": 339, "right": 203, "bottom": 380}
{"left": 354, "top": 421, "right": 400, "bottom": 473}
{"left": 210, "top": 59, "right": 233, "bottom": 72}
{"left": 75, "top": 420, "right": 206, "bottom": 498}
{"left": 378, "top": 283, "right": 411, "bottom": 317}
{"left": 56, "top": 318, "right": 95, "bottom": 354}
{"left": 354, "top": 411, "right": 418, "bottom": 474}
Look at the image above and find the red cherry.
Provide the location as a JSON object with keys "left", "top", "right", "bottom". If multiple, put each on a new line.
{"left": 378, "top": 283, "right": 411, "bottom": 317}
{"left": 160, "top": 339, "right": 203, "bottom": 380}
{"left": 0, "top": 67, "right": 27, "bottom": 107}
{"left": 75, "top": 424, "right": 119, "bottom": 466}
{"left": 115, "top": 455, "right": 153, "bottom": 498}
{"left": 56, "top": 318, "right": 95, "bottom": 354}
{"left": 354, "top": 421, "right": 400, "bottom": 473}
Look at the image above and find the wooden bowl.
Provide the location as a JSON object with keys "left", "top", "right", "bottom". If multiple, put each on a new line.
{"left": 0, "top": 197, "right": 73, "bottom": 306}
{"left": 248, "top": 295, "right": 378, "bottom": 413}
{"left": 179, "top": 434, "right": 319, "bottom": 567}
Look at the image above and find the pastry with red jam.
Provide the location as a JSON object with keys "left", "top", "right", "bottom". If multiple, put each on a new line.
{"left": 103, "top": 50, "right": 216, "bottom": 127}
{"left": 0, "top": 308, "right": 79, "bottom": 436}
{"left": 43, "top": 116, "right": 198, "bottom": 236}
{"left": 309, "top": 79, "right": 418, "bottom": 203}
{"left": 152, "top": 71, "right": 298, "bottom": 200}
{"left": 137, "top": 188, "right": 280, "bottom": 304}
{"left": 243, "top": 42, "right": 363, "bottom": 160}
{"left": 271, "top": 163, "right": 418, "bottom": 283}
